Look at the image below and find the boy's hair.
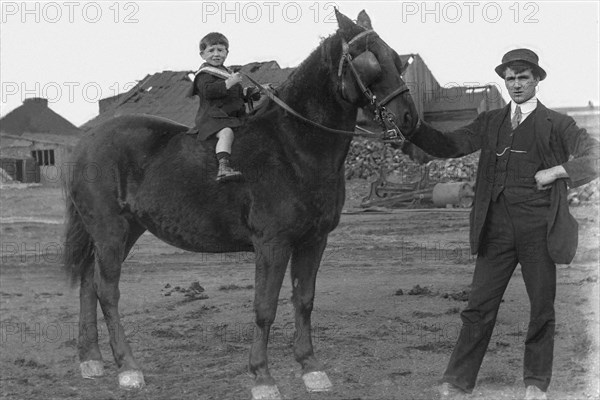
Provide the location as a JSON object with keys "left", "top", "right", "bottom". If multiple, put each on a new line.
{"left": 503, "top": 61, "right": 541, "bottom": 80}
{"left": 199, "top": 32, "right": 229, "bottom": 52}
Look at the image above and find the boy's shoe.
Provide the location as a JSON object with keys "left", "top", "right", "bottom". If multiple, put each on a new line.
{"left": 525, "top": 385, "right": 547, "bottom": 400}
{"left": 217, "top": 159, "right": 243, "bottom": 182}
{"left": 438, "top": 382, "right": 467, "bottom": 399}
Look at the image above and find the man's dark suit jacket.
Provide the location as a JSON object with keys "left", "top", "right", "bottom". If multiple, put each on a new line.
{"left": 409, "top": 102, "right": 599, "bottom": 264}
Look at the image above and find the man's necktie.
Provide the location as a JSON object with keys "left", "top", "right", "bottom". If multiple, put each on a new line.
{"left": 511, "top": 105, "right": 522, "bottom": 130}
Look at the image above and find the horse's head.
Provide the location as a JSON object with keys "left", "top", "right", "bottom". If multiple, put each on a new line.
{"left": 334, "top": 9, "right": 419, "bottom": 139}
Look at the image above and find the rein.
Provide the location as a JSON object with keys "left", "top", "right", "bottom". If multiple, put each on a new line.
{"left": 244, "top": 74, "right": 382, "bottom": 140}
{"left": 243, "top": 29, "right": 412, "bottom": 144}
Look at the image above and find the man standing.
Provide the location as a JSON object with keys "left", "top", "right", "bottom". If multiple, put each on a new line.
{"left": 405, "top": 49, "right": 599, "bottom": 399}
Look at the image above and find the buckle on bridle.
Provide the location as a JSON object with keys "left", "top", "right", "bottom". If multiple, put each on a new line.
{"left": 376, "top": 106, "right": 406, "bottom": 144}
{"left": 382, "top": 128, "right": 404, "bottom": 144}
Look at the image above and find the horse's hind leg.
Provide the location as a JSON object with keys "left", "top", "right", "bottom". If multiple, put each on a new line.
{"left": 290, "top": 238, "right": 332, "bottom": 393}
{"left": 78, "top": 250, "right": 104, "bottom": 378}
{"left": 93, "top": 217, "right": 146, "bottom": 389}
{"left": 78, "top": 218, "right": 145, "bottom": 380}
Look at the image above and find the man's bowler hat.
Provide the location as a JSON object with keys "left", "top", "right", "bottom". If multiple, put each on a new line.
{"left": 495, "top": 48, "right": 547, "bottom": 81}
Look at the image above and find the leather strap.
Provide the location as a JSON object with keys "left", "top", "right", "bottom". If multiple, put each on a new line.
{"left": 243, "top": 73, "right": 381, "bottom": 139}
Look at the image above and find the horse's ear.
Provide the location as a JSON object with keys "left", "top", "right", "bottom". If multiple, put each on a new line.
{"left": 356, "top": 10, "right": 372, "bottom": 29}
{"left": 335, "top": 8, "right": 356, "bottom": 33}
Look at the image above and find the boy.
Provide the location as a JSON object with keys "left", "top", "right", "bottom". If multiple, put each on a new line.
{"left": 189, "top": 32, "right": 252, "bottom": 182}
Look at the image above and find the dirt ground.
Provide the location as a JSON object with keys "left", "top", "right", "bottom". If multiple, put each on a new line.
{"left": 1, "top": 184, "right": 598, "bottom": 400}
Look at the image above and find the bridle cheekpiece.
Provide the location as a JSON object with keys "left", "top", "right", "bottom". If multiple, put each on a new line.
{"left": 338, "top": 29, "right": 410, "bottom": 145}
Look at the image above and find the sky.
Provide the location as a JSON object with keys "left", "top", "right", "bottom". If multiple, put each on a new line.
{"left": 1, "top": 1, "right": 599, "bottom": 126}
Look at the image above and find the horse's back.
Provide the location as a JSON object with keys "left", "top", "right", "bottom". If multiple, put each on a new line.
{"left": 80, "top": 114, "right": 189, "bottom": 152}
{"left": 72, "top": 114, "right": 193, "bottom": 173}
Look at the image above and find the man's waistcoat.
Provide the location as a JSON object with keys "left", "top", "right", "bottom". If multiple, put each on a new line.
{"left": 491, "top": 109, "right": 549, "bottom": 204}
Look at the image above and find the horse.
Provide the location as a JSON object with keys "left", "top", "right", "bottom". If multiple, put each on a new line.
{"left": 63, "top": 9, "right": 418, "bottom": 399}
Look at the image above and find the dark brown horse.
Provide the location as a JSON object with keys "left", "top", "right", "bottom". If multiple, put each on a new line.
{"left": 63, "top": 9, "right": 418, "bottom": 399}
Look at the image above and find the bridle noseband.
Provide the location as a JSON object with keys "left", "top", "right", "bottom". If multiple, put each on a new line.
{"left": 243, "top": 29, "right": 413, "bottom": 144}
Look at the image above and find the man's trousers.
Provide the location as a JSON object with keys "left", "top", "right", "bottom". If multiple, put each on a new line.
{"left": 442, "top": 193, "right": 556, "bottom": 392}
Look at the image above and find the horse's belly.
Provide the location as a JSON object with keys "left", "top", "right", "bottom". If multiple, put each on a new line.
{"left": 148, "top": 226, "right": 254, "bottom": 254}
{"left": 132, "top": 206, "right": 254, "bottom": 254}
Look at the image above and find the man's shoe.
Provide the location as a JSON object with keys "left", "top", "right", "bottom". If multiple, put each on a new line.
{"left": 216, "top": 159, "right": 243, "bottom": 182}
{"left": 439, "top": 382, "right": 467, "bottom": 399}
{"left": 525, "top": 385, "right": 547, "bottom": 400}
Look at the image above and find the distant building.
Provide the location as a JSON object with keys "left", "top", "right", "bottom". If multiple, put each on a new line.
{"left": 398, "top": 54, "right": 506, "bottom": 129}
{"left": 0, "top": 97, "right": 82, "bottom": 185}
{"left": 357, "top": 54, "right": 505, "bottom": 129}
{"left": 554, "top": 104, "right": 600, "bottom": 139}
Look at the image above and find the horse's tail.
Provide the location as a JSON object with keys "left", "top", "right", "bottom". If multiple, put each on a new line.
{"left": 63, "top": 189, "right": 95, "bottom": 288}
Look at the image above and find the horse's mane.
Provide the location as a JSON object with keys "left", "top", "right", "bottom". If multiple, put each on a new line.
{"left": 282, "top": 33, "right": 342, "bottom": 93}
{"left": 240, "top": 25, "right": 366, "bottom": 135}
{"left": 241, "top": 32, "right": 345, "bottom": 128}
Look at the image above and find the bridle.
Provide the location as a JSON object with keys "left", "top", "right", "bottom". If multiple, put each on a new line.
{"left": 338, "top": 29, "right": 411, "bottom": 144}
{"left": 243, "top": 29, "right": 414, "bottom": 144}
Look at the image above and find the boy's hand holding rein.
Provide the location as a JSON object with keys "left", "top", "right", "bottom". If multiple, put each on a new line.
{"left": 226, "top": 73, "right": 242, "bottom": 89}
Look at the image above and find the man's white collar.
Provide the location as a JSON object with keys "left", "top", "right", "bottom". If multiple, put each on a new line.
{"left": 511, "top": 97, "right": 538, "bottom": 115}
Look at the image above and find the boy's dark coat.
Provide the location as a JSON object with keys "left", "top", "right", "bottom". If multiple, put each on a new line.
{"left": 189, "top": 65, "right": 246, "bottom": 140}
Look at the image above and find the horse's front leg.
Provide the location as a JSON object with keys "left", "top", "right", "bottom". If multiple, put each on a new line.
{"left": 290, "top": 237, "right": 333, "bottom": 393}
{"left": 249, "top": 240, "right": 291, "bottom": 400}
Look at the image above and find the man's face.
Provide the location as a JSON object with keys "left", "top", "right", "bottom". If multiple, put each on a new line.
{"left": 504, "top": 67, "right": 539, "bottom": 104}
{"left": 200, "top": 44, "right": 228, "bottom": 67}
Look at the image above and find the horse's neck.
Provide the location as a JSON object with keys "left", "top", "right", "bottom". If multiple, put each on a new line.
{"left": 282, "top": 38, "right": 355, "bottom": 128}
{"left": 273, "top": 37, "right": 356, "bottom": 177}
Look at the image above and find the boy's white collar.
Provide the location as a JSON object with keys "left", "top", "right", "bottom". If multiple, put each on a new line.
{"left": 196, "top": 65, "right": 232, "bottom": 79}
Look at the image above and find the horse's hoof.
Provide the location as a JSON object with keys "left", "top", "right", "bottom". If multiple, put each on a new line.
{"left": 302, "top": 371, "right": 332, "bottom": 392}
{"left": 118, "top": 370, "right": 145, "bottom": 389}
{"left": 251, "top": 384, "right": 282, "bottom": 400}
{"left": 80, "top": 360, "right": 104, "bottom": 379}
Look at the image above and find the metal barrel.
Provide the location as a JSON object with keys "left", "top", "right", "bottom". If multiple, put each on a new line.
{"left": 432, "top": 182, "right": 475, "bottom": 208}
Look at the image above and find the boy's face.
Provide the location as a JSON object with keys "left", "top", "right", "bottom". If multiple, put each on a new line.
{"left": 200, "top": 44, "right": 228, "bottom": 67}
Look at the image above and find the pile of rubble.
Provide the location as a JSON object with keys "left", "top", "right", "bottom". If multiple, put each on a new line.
{"left": 345, "top": 138, "right": 479, "bottom": 183}
{"left": 426, "top": 154, "right": 479, "bottom": 182}
{"left": 344, "top": 139, "right": 407, "bottom": 180}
